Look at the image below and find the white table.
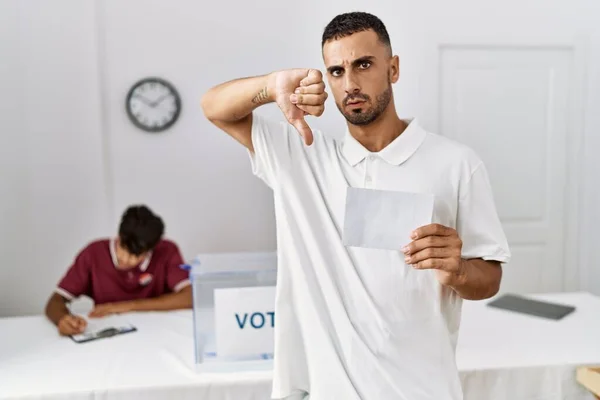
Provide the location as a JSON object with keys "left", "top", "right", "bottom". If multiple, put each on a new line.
{"left": 457, "top": 292, "right": 600, "bottom": 399}
{"left": 0, "top": 292, "right": 598, "bottom": 400}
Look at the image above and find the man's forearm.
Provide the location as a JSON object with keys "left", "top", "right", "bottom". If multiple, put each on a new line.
{"left": 128, "top": 287, "right": 193, "bottom": 312}
{"left": 45, "top": 293, "right": 70, "bottom": 326}
{"left": 448, "top": 259, "right": 502, "bottom": 300}
{"left": 201, "top": 72, "right": 276, "bottom": 122}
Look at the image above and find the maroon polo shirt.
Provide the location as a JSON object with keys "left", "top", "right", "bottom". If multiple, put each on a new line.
{"left": 56, "top": 239, "right": 190, "bottom": 305}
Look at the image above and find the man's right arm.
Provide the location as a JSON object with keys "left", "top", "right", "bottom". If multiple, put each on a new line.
{"left": 46, "top": 246, "right": 92, "bottom": 335}
{"left": 45, "top": 293, "right": 87, "bottom": 335}
{"left": 201, "top": 73, "right": 277, "bottom": 152}
{"left": 201, "top": 69, "right": 327, "bottom": 151}
{"left": 45, "top": 293, "right": 70, "bottom": 326}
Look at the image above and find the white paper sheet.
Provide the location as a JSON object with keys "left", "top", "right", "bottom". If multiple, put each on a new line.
{"left": 342, "top": 187, "right": 434, "bottom": 250}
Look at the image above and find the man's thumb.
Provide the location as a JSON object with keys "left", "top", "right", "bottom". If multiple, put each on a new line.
{"left": 292, "top": 118, "right": 314, "bottom": 146}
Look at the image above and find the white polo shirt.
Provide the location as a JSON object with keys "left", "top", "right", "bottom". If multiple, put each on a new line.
{"left": 249, "top": 113, "right": 510, "bottom": 400}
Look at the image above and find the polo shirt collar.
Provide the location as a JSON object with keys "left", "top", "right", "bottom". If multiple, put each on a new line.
{"left": 110, "top": 238, "right": 152, "bottom": 272}
{"left": 341, "top": 118, "right": 427, "bottom": 167}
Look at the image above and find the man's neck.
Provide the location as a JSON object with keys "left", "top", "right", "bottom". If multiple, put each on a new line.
{"left": 347, "top": 106, "right": 408, "bottom": 152}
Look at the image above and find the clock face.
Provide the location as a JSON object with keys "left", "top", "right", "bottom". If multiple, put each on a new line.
{"left": 125, "top": 77, "right": 181, "bottom": 132}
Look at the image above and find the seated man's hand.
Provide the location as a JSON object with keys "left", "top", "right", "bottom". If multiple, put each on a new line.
{"left": 58, "top": 314, "right": 87, "bottom": 336}
{"left": 88, "top": 301, "right": 133, "bottom": 318}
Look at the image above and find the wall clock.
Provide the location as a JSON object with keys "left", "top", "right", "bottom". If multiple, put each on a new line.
{"left": 125, "top": 77, "right": 181, "bottom": 133}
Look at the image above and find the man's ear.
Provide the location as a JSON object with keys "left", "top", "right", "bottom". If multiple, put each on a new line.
{"left": 390, "top": 55, "right": 400, "bottom": 83}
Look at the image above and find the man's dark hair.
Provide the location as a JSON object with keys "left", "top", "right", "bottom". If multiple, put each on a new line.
{"left": 118, "top": 205, "right": 164, "bottom": 256}
{"left": 322, "top": 12, "right": 391, "bottom": 52}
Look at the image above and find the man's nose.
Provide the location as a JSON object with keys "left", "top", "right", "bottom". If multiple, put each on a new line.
{"left": 344, "top": 72, "right": 360, "bottom": 95}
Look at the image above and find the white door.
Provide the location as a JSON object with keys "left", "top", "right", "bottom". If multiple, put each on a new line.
{"left": 408, "top": 1, "right": 594, "bottom": 294}
{"left": 437, "top": 45, "right": 577, "bottom": 294}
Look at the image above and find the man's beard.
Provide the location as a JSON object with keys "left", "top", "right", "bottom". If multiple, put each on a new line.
{"left": 337, "top": 85, "right": 392, "bottom": 126}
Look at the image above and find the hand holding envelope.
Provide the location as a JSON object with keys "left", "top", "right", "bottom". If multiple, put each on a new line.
{"left": 401, "top": 223, "right": 465, "bottom": 286}
{"left": 342, "top": 187, "right": 464, "bottom": 286}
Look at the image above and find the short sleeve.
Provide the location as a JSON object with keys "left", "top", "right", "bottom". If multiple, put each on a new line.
{"left": 166, "top": 244, "right": 190, "bottom": 292}
{"left": 457, "top": 163, "right": 511, "bottom": 263}
{"left": 248, "top": 113, "right": 293, "bottom": 188}
{"left": 56, "top": 247, "right": 92, "bottom": 300}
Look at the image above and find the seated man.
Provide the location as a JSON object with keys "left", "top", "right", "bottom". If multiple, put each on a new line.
{"left": 45, "top": 205, "right": 192, "bottom": 336}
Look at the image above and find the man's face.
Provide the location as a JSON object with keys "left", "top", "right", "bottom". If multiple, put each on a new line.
{"left": 115, "top": 239, "right": 147, "bottom": 270}
{"left": 322, "top": 30, "right": 399, "bottom": 126}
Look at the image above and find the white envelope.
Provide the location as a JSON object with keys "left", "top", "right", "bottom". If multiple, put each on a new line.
{"left": 342, "top": 187, "right": 434, "bottom": 250}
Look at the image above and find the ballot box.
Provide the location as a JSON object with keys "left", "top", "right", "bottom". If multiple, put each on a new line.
{"left": 188, "top": 251, "right": 277, "bottom": 372}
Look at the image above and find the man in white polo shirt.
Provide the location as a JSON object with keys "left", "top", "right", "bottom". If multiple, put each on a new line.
{"left": 201, "top": 11, "right": 510, "bottom": 400}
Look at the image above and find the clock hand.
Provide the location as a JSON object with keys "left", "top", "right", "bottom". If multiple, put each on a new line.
{"left": 133, "top": 93, "right": 153, "bottom": 106}
{"left": 150, "top": 93, "right": 173, "bottom": 107}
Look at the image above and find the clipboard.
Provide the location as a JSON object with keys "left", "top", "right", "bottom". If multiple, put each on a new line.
{"left": 70, "top": 318, "right": 137, "bottom": 343}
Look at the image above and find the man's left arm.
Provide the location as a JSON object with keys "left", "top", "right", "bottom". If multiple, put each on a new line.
{"left": 402, "top": 224, "right": 502, "bottom": 300}
{"left": 450, "top": 259, "right": 502, "bottom": 300}
{"left": 127, "top": 286, "right": 193, "bottom": 312}
{"left": 89, "top": 286, "right": 192, "bottom": 318}
{"left": 403, "top": 162, "right": 510, "bottom": 301}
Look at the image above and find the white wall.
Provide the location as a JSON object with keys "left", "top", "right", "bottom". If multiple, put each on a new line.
{"left": 0, "top": 0, "right": 112, "bottom": 316}
{"left": 1, "top": 0, "right": 599, "bottom": 316}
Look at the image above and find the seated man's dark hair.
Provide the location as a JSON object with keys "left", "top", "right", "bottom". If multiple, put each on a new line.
{"left": 322, "top": 11, "right": 392, "bottom": 54}
{"left": 118, "top": 205, "right": 164, "bottom": 255}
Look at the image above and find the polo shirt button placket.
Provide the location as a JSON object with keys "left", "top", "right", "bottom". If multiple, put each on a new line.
{"left": 365, "top": 155, "right": 376, "bottom": 188}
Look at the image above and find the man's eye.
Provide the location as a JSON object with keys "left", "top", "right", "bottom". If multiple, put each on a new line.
{"left": 360, "top": 61, "right": 371, "bottom": 69}
{"left": 331, "top": 69, "right": 343, "bottom": 77}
